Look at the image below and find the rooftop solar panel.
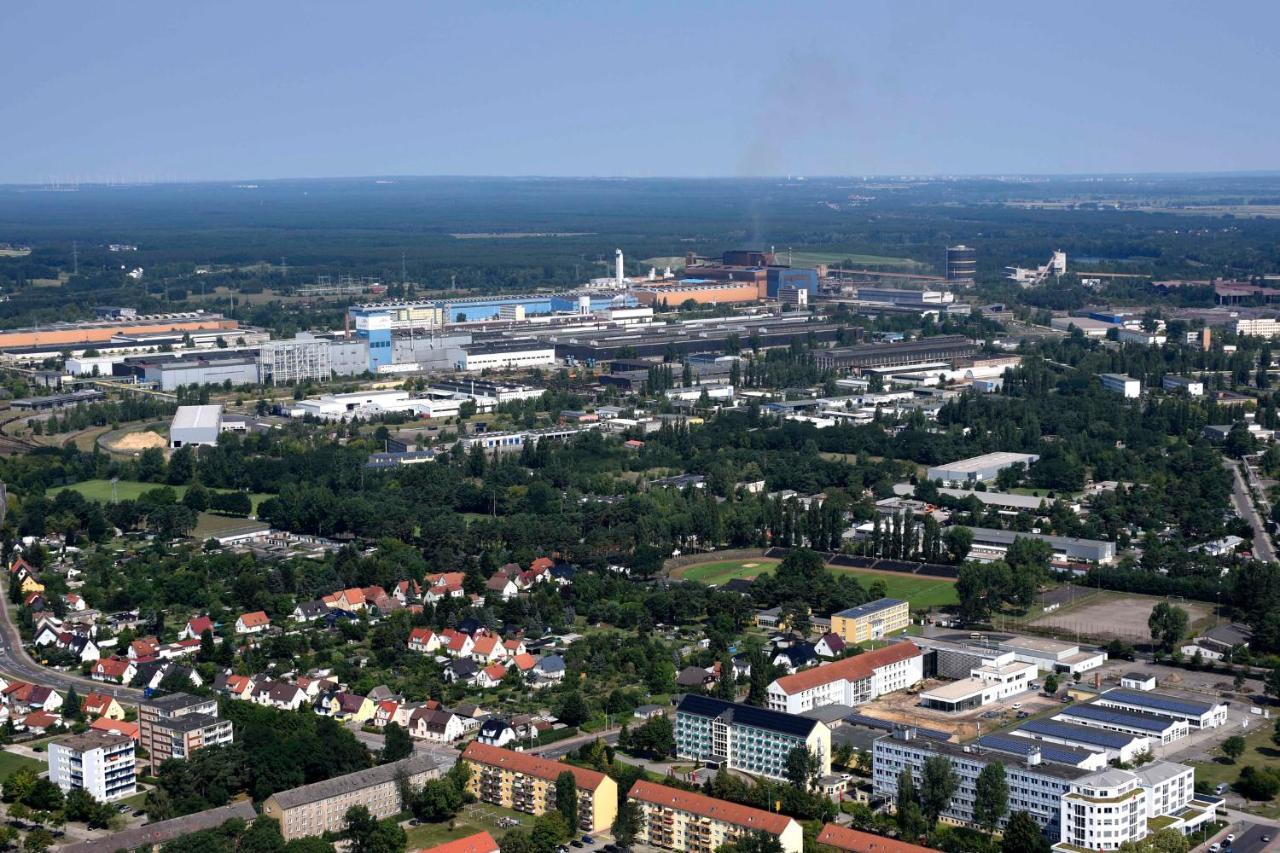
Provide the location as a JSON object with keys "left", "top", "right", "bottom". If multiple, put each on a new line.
{"left": 1058, "top": 703, "right": 1179, "bottom": 733}
{"left": 977, "top": 733, "right": 1096, "bottom": 767}
{"left": 1101, "top": 689, "right": 1215, "bottom": 716}
{"left": 1016, "top": 718, "right": 1140, "bottom": 750}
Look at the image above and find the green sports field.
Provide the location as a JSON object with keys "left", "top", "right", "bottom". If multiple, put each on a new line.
{"left": 51, "top": 479, "right": 271, "bottom": 514}
{"left": 672, "top": 558, "right": 957, "bottom": 609}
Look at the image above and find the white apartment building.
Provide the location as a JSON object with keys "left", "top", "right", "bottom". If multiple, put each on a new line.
{"left": 1161, "top": 375, "right": 1204, "bottom": 396}
{"left": 766, "top": 641, "right": 923, "bottom": 714}
{"left": 48, "top": 732, "right": 137, "bottom": 802}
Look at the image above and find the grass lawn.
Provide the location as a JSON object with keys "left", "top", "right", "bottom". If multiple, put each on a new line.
{"left": 672, "top": 558, "right": 958, "bottom": 608}
{"left": 405, "top": 802, "right": 530, "bottom": 848}
{"left": 1189, "top": 725, "right": 1280, "bottom": 815}
{"left": 192, "top": 512, "right": 269, "bottom": 540}
{"left": 51, "top": 479, "right": 271, "bottom": 514}
{"left": 0, "top": 749, "right": 43, "bottom": 782}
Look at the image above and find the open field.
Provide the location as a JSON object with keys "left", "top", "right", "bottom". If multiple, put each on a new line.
{"left": 51, "top": 479, "right": 271, "bottom": 514}
{"left": 0, "top": 749, "right": 43, "bottom": 782}
{"left": 1027, "top": 590, "right": 1214, "bottom": 643}
{"left": 670, "top": 557, "right": 957, "bottom": 608}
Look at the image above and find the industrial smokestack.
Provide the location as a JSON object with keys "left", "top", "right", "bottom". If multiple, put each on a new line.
{"left": 615, "top": 249, "right": 624, "bottom": 287}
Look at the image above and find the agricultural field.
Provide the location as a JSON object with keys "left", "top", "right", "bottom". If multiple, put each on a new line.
{"left": 671, "top": 557, "right": 958, "bottom": 609}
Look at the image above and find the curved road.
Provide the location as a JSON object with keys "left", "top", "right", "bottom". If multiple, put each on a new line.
{"left": 0, "top": 584, "right": 144, "bottom": 704}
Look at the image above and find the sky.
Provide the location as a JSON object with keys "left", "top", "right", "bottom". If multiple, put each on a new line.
{"left": 2, "top": 1, "right": 1277, "bottom": 183}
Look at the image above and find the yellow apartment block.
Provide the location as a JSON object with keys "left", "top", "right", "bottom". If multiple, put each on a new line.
{"left": 627, "top": 780, "right": 803, "bottom": 853}
{"left": 460, "top": 742, "right": 617, "bottom": 832}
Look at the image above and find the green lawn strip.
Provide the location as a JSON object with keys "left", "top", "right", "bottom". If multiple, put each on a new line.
{"left": 51, "top": 479, "right": 271, "bottom": 514}
{"left": 672, "top": 558, "right": 957, "bottom": 608}
{"left": 0, "top": 749, "right": 44, "bottom": 781}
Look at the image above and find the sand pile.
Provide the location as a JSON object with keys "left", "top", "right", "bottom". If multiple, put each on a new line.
{"left": 108, "top": 431, "right": 167, "bottom": 451}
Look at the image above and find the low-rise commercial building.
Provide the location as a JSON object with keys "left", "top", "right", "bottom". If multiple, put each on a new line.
{"left": 1011, "top": 718, "right": 1151, "bottom": 763}
{"left": 829, "top": 598, "right": 910, "bottom": 643}
{"left": 926, "top": 452, "right": 1041, "bottom": 484}
{"left": 918, "top": 659, "right": 1037, "bottom": 712}
{"left": 458, "top": 341, "right": 557, "bottom": 372}
{"left": 138, "top": 692, "right": 233, "bottom": 773}
{"left": 1100, "top": 373, "right": 1141, "bottom": 398}
{"left": 1055, "top": 703, "right": 1189, "bottom": 745}
{"left": 766, "top": 641, "right": 923, "bottom": 714}
{"left": 47, "top": 732, "right": 136, "bottom": 802}
{"left": 1161, "top": 375, "right": 1204, "bottom": 396}
{"left": 628, "top": 780, "right": 803, "bottom": 853}
{"left": 169, "top": 405, "right": 224, "bottom": 448}
{"left": 262, "top": 752, "right": 449, "bottom": 840}
{"left": 675, "top": 694, "right": 831, "bottom": 781}
{"left": 999, "top": 636, "right": 1106, "bottom": 674}
{"left": 460, "top": 742, "right": 617, "bottom": 832}
{"left": 964, "top": 527, "right": 1116, "bottom": 565}
{"left": 1094, "top": 689, "right": 1228, "bottom": 729}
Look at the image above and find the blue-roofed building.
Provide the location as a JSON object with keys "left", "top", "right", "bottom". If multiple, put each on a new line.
{"left": 1055, "top": 702, "right": 1190, "bottom": 744}
{"left": 830, "top": 598, "right": 910, "bottom": 643}
{"left": 1012, "top": 718, "right": 1152, "bottom": 763}
{"left": 976, "top": 733, "right": 1108, "bottom": 771}
{"left": 1095, "top": 688, "right": 1229, "bottom": 729}
{"left": 675, "top": 694, "right": 831, "bottom": 782}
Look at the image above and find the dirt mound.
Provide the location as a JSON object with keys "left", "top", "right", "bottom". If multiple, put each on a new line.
{"left": 108, "top": 431, "right": 167, "bottom": 452}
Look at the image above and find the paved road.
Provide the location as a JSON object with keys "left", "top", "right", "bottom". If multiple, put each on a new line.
{"left": 0, "top": 582, "right": 144, "bottom": 703}
{"left": 1220, "top": 822, "right": 1278, "bottom": 852}
{"left": 531, "top": 729, "right": 620, "bottom": 759}
{"left": 1226, "top": 460, "right": 1276, "bottom": 563}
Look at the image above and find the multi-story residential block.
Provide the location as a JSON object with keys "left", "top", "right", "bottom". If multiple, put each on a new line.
{"left": 766, "top": 641, "right": 923, "bottom": 714}
{"left": 675, "top": 694, "right": 830, "bottom": 782}
{"left": 47, "top": 732, "right": 136, "bottom": 802}
{"left": 138, "top": 692, "right": 233, "bottom": 773}
{"left": 816, "top": 823, "right": 932, "bottom": 852}
{"left": 829, "top": 598, "right": 910, "bottom": 643}
{"left": 263, "top": 752, "right": 449, "bottom": 841}
{"left": 460, "top": 742, "right": 617, "bottom": 832}
{"left": 627, "top": 780, "right": 802, "bottom": 853}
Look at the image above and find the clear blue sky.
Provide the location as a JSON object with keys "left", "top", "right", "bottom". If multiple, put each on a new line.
{"left": 2, "top": 1, "right": 1276, "bottom": 183}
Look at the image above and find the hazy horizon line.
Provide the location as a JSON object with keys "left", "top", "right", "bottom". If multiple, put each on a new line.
{"left": 4, "top": 169, "right": 1280, "bottom": 190}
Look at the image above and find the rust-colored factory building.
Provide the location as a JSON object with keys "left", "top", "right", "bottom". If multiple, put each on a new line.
{"left": 0, "top": 313, "right": 237, "bottom": 351}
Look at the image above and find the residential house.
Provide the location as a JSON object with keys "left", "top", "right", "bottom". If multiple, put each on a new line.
{"left": 476, "top": 664, "right": 508, "bottom": 689}
{"left": 20, "top": 711, "right": 60, "bottom": 734}
{"left": 179, "top": 615, "right": 215, "bottom": 641}
{"left": 815, "top": 633, "right": 847, "bottom": 659}
{"left": 676, "top": 666, "right": 716, "bottom": 691}
{"left": 470, "top": 634, "right": 507, "bottom": 664}
{"left": 322, "top": 588, "right": 366, "bottom": 612}
{"left": 409, "top": 708, "right": 466, "bottom": 742}
{"left": 328, "top": 693, "right": 375, "bottom": 724}
{"left": 393, "top": 579, "right": 423, "bottom": 604}
{"left": 82, "top": 693, "right": 124, "bottom": 720}
{"left": 442, "top": 629, "right": 475, "bottom": 658}
{"left": 477, "top": 718, "right": 518, "bottom": 748}
{"left": 484, "top": 574, "right": 519, "bottom": 601}
{"left": 215, "top": 673, "right": 256, "bottom": 701}
{"left": 63, "top": 593, "right": 87, "bottom": 612}
{"left": 292, "top": 600, "right": 329, "bottom": 622}
{"left": 773, "top": 643, "right": 819, "bottom": 674}
{"left": 91, "top": 658, "right": 136, "bottom": 685}
{"left": 533, "top": 655, "right": 566, "bottom": 684}
{"left": 5, "top": 683, "right": 63, "bottom": 715}
{"left": 235, "top": 611, "right": 270, "bottom": 634}
{"left": 445, "top": 659, "right": 479, "bottom": 684}
{"left": 408, "top": 627, "right": 440, "bottom": 654}
{"left": 128, "top": 638, "right": 160, "bottom": 660}
{"left": 90, "top": 717, "right": 140, "bottom": 741}
{"left": 253, "top": 681, "right": 308, "bottom": 711}
{"left": 510, "top": 653, "right": 537, "bottom": 675}
{"left": 503, "top": 638, "right": 527, "bottom": 657}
